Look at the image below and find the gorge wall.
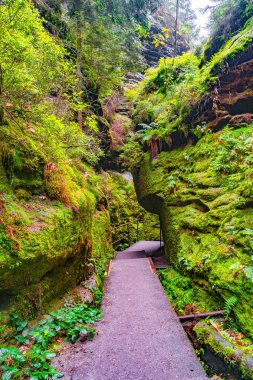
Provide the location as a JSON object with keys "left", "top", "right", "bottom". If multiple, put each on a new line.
{"left": 131, "top": 13, "right": 253, "bottom": 337}
{"left": 142, "top": 8, "right": 188, "bottom": 67}
{"left": 0, "top": 0, "right": 170, "bottom": 323}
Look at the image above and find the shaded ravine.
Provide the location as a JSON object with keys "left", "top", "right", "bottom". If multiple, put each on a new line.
{"left": 54, "top": 242, "right": 208, "bottom": 380}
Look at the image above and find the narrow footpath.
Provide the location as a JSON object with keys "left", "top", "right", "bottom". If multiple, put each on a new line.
{"left": 55, "top": 242, "right": 208, "bottom": 380}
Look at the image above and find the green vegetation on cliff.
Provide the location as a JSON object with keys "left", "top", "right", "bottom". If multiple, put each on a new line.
{"left": 134, "top": 125, "right": 253, "bottom": 335}
{"left": 126, "top": 14, "right": 253, "bottom": 144}
{"left": 122, "top": 0, "right": 253, "bottom": 345}
{"left": 0, "top": 0, "right": 158, "bottom": 321}
{"left": 0, "top": 0, "right": 253, "bottom": 377}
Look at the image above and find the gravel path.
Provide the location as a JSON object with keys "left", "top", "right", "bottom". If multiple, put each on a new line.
{"left": 54, "top": 243, "right": 208, "bottom": 380}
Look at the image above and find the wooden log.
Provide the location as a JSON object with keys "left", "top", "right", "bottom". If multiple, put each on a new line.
{"left": 179, "top": 310, "right": 226, "bottom": 322}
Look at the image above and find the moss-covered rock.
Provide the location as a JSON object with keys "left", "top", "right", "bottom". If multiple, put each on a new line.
{"left": 133, "top": 126, "right": 253, "bottom": 336}
{"left": 0, "top": 186, "right": 112, "bottom": 320}
{"left": 194, "top": 322, "right": 253, "bottom": 379}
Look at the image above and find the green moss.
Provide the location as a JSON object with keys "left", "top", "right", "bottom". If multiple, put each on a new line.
{"left": 133, "top": 126, "right": 253, "bottom": 337}
{"left": 159, "top": 268, "right": 221, "bottom": 315}
{"left": 127, "top": 14, "right": 253, "bottom": 146}
{"left": 188, "top": 172, "right": 221, "bottom": 188}
{"left": 197, "top": 188, "right": 225, "bottom": 202}
{"left": 91, "top": 210, "right": 114, "bottom": 287}
{"left": 194, "top": 322, "right": 253, "bottom": 379}
{"left": 14, "top": 189, "right": 32, "bottom": 201}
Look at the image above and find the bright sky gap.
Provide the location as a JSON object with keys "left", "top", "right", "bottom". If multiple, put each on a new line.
{"left": 191, "top": 0, "right": 213, "bottom": 37}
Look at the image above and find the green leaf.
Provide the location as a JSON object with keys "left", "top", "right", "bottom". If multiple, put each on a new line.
{"left": 52, "top": 372, "right": 64, "bottom": 379}
{"left": 45, "top": 352, "right": 56, "bottom": 360}
{"left": 16, "top": 321, "right": 28, "bottom": 332}
{"left": 242, "top": 229, "right": 253, "bottom": 235}
{"left": 2, "top": 368, "right": 19, "bottom": 380}
{"left": 15, "top": 335, "right": 30, "bottom": 344}
{"left": 142, "top": 134, "right": 153, "bottom": 141}
{"left": 0, "top": 346, "right": 26, "bottom": 363}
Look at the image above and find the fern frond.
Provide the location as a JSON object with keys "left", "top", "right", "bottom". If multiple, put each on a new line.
{"left": 224, "top": 295, "right": 238, "bottom": 318}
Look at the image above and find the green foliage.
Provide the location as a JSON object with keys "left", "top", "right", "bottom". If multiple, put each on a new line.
{"left": 92, "top": 289, "right": 103, "bottom": 307}
{"left": 0, "top": 0, "right": 104, "bottom": 217}
{"left": 9, "top": 313, "right": 28, "bottom": 333}
{"left": 203, "top": 0, "right": 253, "bottom": 62}
{"left": 127, "top": 52, "right": 203, "bottom": 138}
{"left": 65, "top": 0, "right": 161, "bottom": 101}
{"left": 0, "top": 0, "right": 72, "bottom": 111}
{"left": 244, "top": 266, "right": 253, "bottom": 282}
{"left": 120, "top": 140, "right": 144, "bottom": 171}
{"left": 158, "top": 268, "right": 220, "bottom": 315}
{"left": 0, "top": 303, "right": 101, "bottom": 379}
{"left": 126, "top": 12, "right": 253, "bottom": 151}
{"left": 211, "top": 128, "right": 253, "bottom": 174}
{"left": 192, "top": 123, "right": 210, "bottom": 139}
{"left": 0, "top": 345, "right": 63, "bottom": 379}
{"left": 0, "top": 225, "right": 18, "bottom": 255}
{"left": 224, "top": 296, "right": 238, "bottom": 319}
{"left": 108, "top": 173, "right": 143, "bottom": 248}
{"left": 134, "top": 123, "right": 253, "bottom": 336}
{"left": 104, "top": 172, "right": 159, "bottom": 248}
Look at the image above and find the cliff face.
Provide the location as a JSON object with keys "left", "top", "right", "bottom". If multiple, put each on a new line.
{"left": 132, "top": 19, "right": 253, "bottom": 337}
{"left": 197, "top": 49, "right": 253, "bottom": 131}
{"left": 0, "top": 152, "right": 113, "bottom": 320}
{"left": 142, "top": 8, "right": 188, "bottom": 67}
{"left": 134, "top": 123, "right": 253, "bottom": 336}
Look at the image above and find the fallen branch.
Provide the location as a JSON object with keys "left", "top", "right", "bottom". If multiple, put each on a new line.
{"left": 209, "top": 319, "right": 222, "bottom": 334}
{"left": 179, "top": 310, "right": 226, "bottom": 322}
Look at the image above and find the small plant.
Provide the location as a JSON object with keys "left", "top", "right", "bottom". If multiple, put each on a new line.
{"left": 0, "top": 345, "right": 63, "bottom": 379}
{"left": 10, "top": 313, "right": 28, "bottom": 333}
{"left": 0, "top": 312, "right": 6, "bottom": 335}
{"left": 224, "top": 296, "right": 238, "bottom": 319}
{"left": 193, "top": 123, "right": 210, "bottom": 139}
{"left": 93, "top": 289, "right": 103, "bottom": 307}
{"left": 244, "top": 266, "right": 253, "bottom": 283}
{"left": 120, "top": 140, "right": 144, "bottom": 170}
{"left": 168, "top": 175, "right": 177, "bottom": 193}
{"left": 211, "top": 128, "right": 253, "bottom": 175}
{"left": 0, "top": 304, "right": 102, "bottom": 379}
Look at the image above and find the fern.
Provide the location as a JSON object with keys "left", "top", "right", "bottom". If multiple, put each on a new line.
{"left": 224, "top": 296, "right": 238, "bottom": 319}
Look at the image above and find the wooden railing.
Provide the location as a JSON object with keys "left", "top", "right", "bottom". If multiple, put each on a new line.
{"left": 111, "top": 217, "right": 163, "bottom": 250}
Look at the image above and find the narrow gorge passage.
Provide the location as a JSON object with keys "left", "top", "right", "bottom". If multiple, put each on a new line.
{"left": 54, "top": 242, "right": 208, "bottom": 380}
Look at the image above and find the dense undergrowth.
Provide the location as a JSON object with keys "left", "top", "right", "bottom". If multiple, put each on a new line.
{"left": 158, "top": 268, "right": 222, "bottom": 316}
{"left": 0, "top": 303, "right": 101, "bottom": 379}
{"left": 125, "top": 12, "right": 253, "bottom": 148}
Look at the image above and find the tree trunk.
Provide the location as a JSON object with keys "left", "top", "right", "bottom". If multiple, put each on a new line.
{"left": 173, "top": 0, "right": 180, "bottom": 64}
{"left": 0, "top": 65, "right": 4, "bottom": 125}
{"left": 76, "top": 25, "right": 83, "bottom": 129}
{"left": 150, "top": 138, "right": 158, "bottom": 160}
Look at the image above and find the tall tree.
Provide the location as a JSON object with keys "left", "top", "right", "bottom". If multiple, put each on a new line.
{"left": 163, "top": 0, "right": 197, "bottom": 37}
{"left": 67, "top": 0, "right": 92, "bottom": 129}
{"left": 65, "top": 0, "right": 162, "bottom": 128}
{"left": 174, "top": 0, "right": 180, "bottom": 58}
